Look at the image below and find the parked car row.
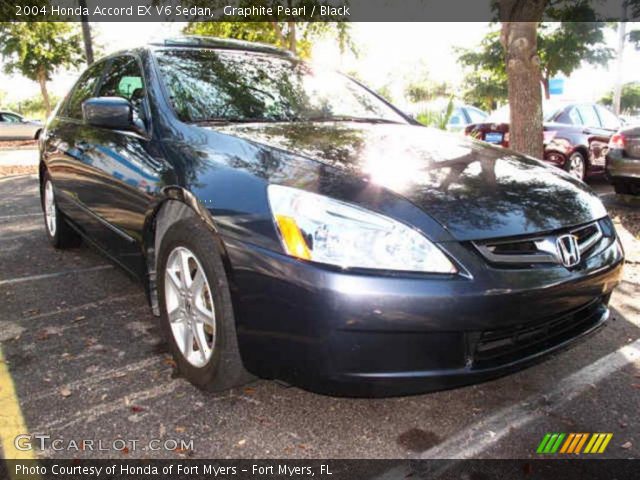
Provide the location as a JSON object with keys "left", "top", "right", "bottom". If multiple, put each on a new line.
{"left": 464, "top": 102, "right": 620, "bottom": 180}
{"left": 462, "top": 102, "right": 639, "bottom": 194}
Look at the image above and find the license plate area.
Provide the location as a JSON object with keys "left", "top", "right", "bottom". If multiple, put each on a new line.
{"left": 484, "top": 132, "right": 504, "bottom": 144}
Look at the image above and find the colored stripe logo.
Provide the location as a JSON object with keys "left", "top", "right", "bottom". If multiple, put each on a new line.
{"left": 537, "top": 433, "right": 613, "bottom": 454}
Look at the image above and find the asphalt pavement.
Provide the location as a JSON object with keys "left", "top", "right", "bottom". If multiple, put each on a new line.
{"left": 0, "top": 173, "right": 638, "bottom": 461}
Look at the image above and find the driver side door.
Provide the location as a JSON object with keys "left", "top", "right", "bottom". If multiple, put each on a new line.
{"left": 70, "top": 55, "right": 166, "bottom": 277}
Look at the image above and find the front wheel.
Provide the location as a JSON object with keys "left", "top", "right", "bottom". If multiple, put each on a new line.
{"left": 565, "top": 151, "right": 586, "bottom": 181}
{"left": 157, "top": 218, "right": 253, "bottom": 391}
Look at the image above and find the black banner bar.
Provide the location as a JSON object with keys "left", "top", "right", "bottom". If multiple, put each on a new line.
{"left": 1, "top": 0, "right": 639, "bottom": 22}
{"left": 2, "top": 459, "right": 640, "bottom": 480}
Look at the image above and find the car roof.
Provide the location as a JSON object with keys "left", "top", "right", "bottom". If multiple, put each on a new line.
{"left": 487, "top": 102, "right": 579, "bottom": 123}
{"left": 148, "top": 36, "right": 295, "bottom": 58}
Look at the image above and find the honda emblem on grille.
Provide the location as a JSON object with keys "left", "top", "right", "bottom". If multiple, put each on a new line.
{"left": 556, "top": 234, "right": 580, "bottom": 267}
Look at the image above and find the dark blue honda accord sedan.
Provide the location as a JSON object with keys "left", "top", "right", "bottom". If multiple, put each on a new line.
{"left": 39, "top": 37, "right": 624, "bottom": 396}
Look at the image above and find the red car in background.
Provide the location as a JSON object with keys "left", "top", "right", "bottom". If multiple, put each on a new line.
{"left": 465, "top": 103, "right": 622, "bottom": 180}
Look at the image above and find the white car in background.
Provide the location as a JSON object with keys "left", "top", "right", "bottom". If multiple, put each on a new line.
{"left": 0, "top": 111, "right": 43, "bottom": 140}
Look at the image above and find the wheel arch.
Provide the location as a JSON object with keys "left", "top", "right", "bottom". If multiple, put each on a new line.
{"left": 38, "top": 161, "right": 47, "bottom": 198}
{"left": 142, "top": 186, "right": 235, "bottom": 316}
{"left": 573, "top": 144, "right": 590, "bottom": 165}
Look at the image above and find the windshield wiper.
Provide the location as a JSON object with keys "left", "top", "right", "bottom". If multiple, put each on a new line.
{"left": 191, "top": 117, "right": 280, "bottom": 125}
{"left": 304, "top": 115, "right": 404, "bottom": 124}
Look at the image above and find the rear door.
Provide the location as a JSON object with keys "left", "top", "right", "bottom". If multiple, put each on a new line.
{"left": 577, "top": 104, "right": 610, "bottom": 169}
{"left": 595, "top": 105, "right": 623, "bottom": 173}
{"left": 43, "top": 60, "right": 107, "bottom": 237}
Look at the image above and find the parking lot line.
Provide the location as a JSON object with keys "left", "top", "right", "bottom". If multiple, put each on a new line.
{"left": 18, "top": 292, "right": 145, "bottom": 322}
{"left": 0, "top": 173, "right": 36, "bottom": 183}
{"left": 27, "top": 357, "right": 162, "bottom": 403}
{"left": 0, "top": 213, "right": 42, "bottom": 220}
{"left": 421, "top": 338, "right": 640, "bottom": 459}
{"left": 0, "top": 347, "right": 35, "bottom": 460}
{"left": 0, "top": 265, "right": 112, "bottom": 286}
{"left": 38, "top": 382, "right": 180, "bottom": 432}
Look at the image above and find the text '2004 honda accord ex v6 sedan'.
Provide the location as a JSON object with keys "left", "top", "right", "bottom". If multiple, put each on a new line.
{"left": 39, "top": 37, "right": 624, "bottom": 397}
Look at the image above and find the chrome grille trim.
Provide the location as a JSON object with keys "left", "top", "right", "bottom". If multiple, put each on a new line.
{"left": 474, "top": 221, "right": 603, "bottom": 266}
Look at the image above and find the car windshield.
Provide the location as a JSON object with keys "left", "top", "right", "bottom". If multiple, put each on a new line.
{"left": 154, "top": 48, "right": 407, "bottom": 124}
{"left": 486, "top": 103, "right": 564, "bottom": 123}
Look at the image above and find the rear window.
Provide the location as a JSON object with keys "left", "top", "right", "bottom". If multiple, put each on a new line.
{"left": 595, "top": 105, "right": 621, "bottom": 131}
{"left": 577, "top": 105, "right": 601, "bottom": 128}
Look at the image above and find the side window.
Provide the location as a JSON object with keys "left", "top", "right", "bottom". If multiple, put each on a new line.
{"left": 98, "top": 56, "right": 145, "bottom": 119}
{"left": 466, "top": 107, "right": 487, "bottom": 124}
{"left": 595, "top": 105, "right": 621, "bottom": 131}
{"left": 1, "top": 113, "right": 21, "bottom": 123}
{"left": 577, "top": 105, "right": 601, "bottom": 128}
{"left": 65, "top": 62, "right": 105, "bottom": 119}
{"left": 568, "top": 107, "right": 582, "bottom": 125}
{"left": 555, "top": 107, "right": 582, "bottom": 125}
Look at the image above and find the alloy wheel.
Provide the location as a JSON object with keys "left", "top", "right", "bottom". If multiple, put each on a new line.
{"left": 44, "top": 180, "right": 57, "bottom": 236}
{"left": 164, "top": 246, "right": 216, "bottom": 367}
{"left": 568, "top": 153, "right": 585, "bottom": 180}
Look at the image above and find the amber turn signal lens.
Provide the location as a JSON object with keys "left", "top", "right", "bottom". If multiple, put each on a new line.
{"left": 275, "top": 215, "right": 312, "bottom": 260}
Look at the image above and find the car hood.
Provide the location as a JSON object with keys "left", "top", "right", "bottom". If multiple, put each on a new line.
{"left": 215, "top": 122, "right": 607, "bottom": 241}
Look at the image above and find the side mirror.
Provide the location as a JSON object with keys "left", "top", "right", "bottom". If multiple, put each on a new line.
{"left": 82, "top": 97, "right": 135, "bottom": 131}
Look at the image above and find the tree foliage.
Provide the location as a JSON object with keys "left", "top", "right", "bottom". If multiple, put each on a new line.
{"left": 185, "top": 21, "right": 352, "bottom": 59}
{"left": 404, "top": 79, "right": 452, "bottom": 103}
{"left": 4, "top": 93, "right": 63, "bottom": 120}
{"left": 182, "top": 1, "right": 352, "bottom": 58}
{"left": 458, "top": 21, "right": 612, "bottom": 102}
{"left": 0, "top": 22, "right": 84, "bottom": 115}
{"left": 601, "top": 82, "right": 640, "bottom": 113}
{"left": 457, "top": 30, "right": 508, "bottom": 110}
{"left": 416, "top": 97, "right": 455, "bottom": 130}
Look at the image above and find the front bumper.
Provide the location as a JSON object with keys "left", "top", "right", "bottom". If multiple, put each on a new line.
{"left": 224, "top": 234, "right": 624, "bottom": 397}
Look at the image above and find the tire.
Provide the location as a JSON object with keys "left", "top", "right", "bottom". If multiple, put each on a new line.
{"left": 613, "top": 181, "right": 631, "bottom": 195}
{"left": 157, "top": 218, "right": 253, "bottom": 391}
{"left": 41, "top": 172, "right": 81, "bottom": 249}
{"left": 34, "top": 129, "right": 42, "bottom": 140}
{"left": 564, "top": 151, "right": 586, "bottom": 181}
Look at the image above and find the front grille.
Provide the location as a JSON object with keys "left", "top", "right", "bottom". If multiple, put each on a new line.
{"left": 473, "top": 221, "right": 604, "bottom": 267}
{"left": 472, "top": 300, "right": 606, "bottom": 369}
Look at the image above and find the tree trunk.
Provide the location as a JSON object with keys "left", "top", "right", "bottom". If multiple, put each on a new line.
{"left": 501, "top": 21, "right": 543, "bottom": 159}
{"left": 287, "top": 21, "right": 297, "bottom": 54}
{"left": 542, "top": 75, "right": 550, "bottom": 100}
{"left": 613, "top": 19, "right": 627, "bottom": 115}
{"left": 79, "top": 0, "right": 94, "bottom": 65}
{"left": 271, "top": 22, "right": 287, "bottom": 49}
{"left": 37, "top": 68, "right": 51, "bottom": 118}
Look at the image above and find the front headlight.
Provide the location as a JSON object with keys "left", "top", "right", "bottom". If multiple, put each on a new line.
{"left": 268, "top": 185, "right": 456, "bottom": 273}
